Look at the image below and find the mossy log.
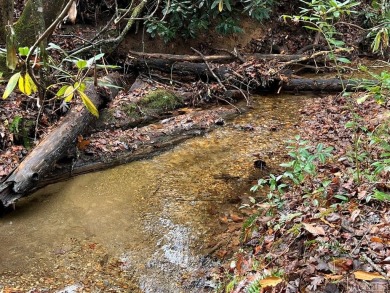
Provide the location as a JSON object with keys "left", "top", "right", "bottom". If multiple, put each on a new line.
{"left": 0, "top": 73, "right": 127, "bottom": 209}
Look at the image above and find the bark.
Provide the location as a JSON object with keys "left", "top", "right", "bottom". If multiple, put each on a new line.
{"left": 13, "top": 0, "right": 67, "bottom": 47}
{"left": 278, "top": 78, "right": 364, "bottom": 92}
{"left": 0, "top": 0, "right": 13, "bottom": 44}
{"left": 127, "top": 50, "right": 332, "bottom": 63}
{"left": 0, "top": 73, "right": 127, "bottom": 209}
{"left": 131, "top": 58, "right": 372, "bottom": 92}
{"left": 35, "top": 106, "right": 242, "bottom": 191}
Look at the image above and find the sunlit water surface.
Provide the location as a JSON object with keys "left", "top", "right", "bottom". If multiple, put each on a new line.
{"left": 0, "top": 94, "right": 316, "bottom": 292}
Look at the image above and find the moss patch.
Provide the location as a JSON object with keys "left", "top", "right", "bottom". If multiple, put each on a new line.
{"left": 140, "top": 89, "right": 183, "bottom": 111}
{"left": 122, "top": 104, "right": 141, "bottom": 119}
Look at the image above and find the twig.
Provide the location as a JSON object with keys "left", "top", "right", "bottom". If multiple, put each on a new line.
{"left": 361, "top": 252, "right": 387, "bottom": 278}
{"left": 212, "top": 94, "right": 241, "bottom": 114}
{"left": 215, "top": 47, "right": 246, "bottom": 63}
{"left": 229, "top": 84, "right": 251, "bottom": 106}
{"left": 280, "top": 48, "right": 353, "bottom": 68}
{"left": 191, "top": 47, "right": 227, "bottom": 91}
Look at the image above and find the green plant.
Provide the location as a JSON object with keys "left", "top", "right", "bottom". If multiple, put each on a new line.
{"left": 342, "top": 87, "right": 389, "bottom": 202}
{"left": 242, "top": 0, "right": 275, "bottom": 21}
{"left": 358, "top": 66, "right": 390, "bottom": 104}
{"left": 215, "top": 15, "right": 244, "bottom": 35}
{"left": 283, "top": 0, "right": 360, "bottom": 76}
{"left": 365, "top": 0, "right": 390, "bottom": 55}
{"left": 144, "top": 0, "right": 277, "bottom": 41}
{"left": 372, "top": 190, "right": 390, "bottom": 202}
{"left": 146, "top": 0, "right": 211, "bottom": 42}
{"left": 280, "top": 136, "right": 334, "bottom": 184}
{"left": 2, "top": 46, "right": 38, "bottom": 100}
{"left": 52, "top": 54, "right": 105, "bottom": 117}
{"left": 251, "top": 136, "right": 333, "bottom": 207}
{"left": 1, "top": 44, "right": 116, "bottom": 118}
{"left": 290, "top": 0, "right": 359, "bottom": 46}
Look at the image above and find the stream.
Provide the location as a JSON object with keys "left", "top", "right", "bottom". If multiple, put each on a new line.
{"left": 0, "top": 94, "right": 317, "bottom": 292}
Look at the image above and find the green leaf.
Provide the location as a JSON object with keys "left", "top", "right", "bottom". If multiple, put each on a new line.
{"left": 303, "top": 25, "right": 320, "bottom": 31}
{"left": 76, "top": 59, "right": 88, "bottom": 70}
{"left": 64, "top": 85, "right": 74, "bottom": 102}
{"left": 328, "top": 38, "right": 345, "bottom": 47}
{"left": 334, "top": 194, "right": 349, "bottom": 202}
{"left": 74, "top": 81, "right": 86, "bottom": 92}
{"left": 356, "top": 95, "right": 369, "bottom": 104}
{"left": 2, "top": 72, "right": 20, "bottom": 99}
{"left": 87, "top": 53, "right": 105, "bottom": 67}
{"left": 337, "top": 57, "right": 351, "bottom": 64}
{"left": 78, "top": 90, "right": 99, "bottom": 117}
{"left": 18, "top": 47, "right": 30, "bottom": 57}
{"left": 56, "top": 85, "right": 69, "bottom": 97}
{"left": 97, "top": 81, "right": 123, "bottom": 89}
{"left": 372, "top": 190, "right": 390, "bottom": 201}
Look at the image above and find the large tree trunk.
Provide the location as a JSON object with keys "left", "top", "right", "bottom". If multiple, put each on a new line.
{"left": 0, "top": 0, "right": 13, "bottom": 44}
{"left": 0, "top": 73, "right": 127, "bottom": 209}
{"left": 13, "top": 0, "right": 68, "bottom": 47}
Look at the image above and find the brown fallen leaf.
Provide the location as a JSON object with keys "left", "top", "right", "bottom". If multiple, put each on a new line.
{"left": 77, "top": 135, "right": 90, "bottom": 150}
{"left": 230, "top": 214, "right": 244, "bottom": 222}
{"left": 302, "top": 222, "right": 326, "bottom": 236}
{"left": 353, "top": 270, "right": 386, "bottom": 281}
{"left": 329, "top": 258, "right": 353, "bottom": 273}
{"left": 325, "top": 274, "right": 343, "bottom": 280}
{"left": 259, "top": 276, "right": 283, "bottom": 287}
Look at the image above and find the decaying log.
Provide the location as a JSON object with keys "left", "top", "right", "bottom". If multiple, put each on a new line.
{"left": 127, "top": 50, "right": 344, "bottom": 63}
{"left": 277, "top": 78, "right": 367, "bottom": 92}
{"left": 130, "top": 58, "right": 372, "bottom": 92}
{"left": 0, "top": 73, "right": 128, "bottom": 209}
{"left": 31, "top": 106, "right": 243, "bottom": 192}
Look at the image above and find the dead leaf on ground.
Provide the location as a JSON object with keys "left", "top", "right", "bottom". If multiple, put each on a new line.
{"left": 325, "top": 274, "right": 343, "bottom": 280}
{"left": 230, "top": 214, "right": 244, "bottom": 222}
{"left": 259, "top": 276, "right": 283, "bottom": 287}
{"left": 353, "top": 270, "right": 387, "bottom": 281}
{"left": 302, "top": 222, "right": 326, "bottom": 236}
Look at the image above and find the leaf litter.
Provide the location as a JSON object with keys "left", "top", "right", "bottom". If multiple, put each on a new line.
{"left": 213, "top": 93, "right": 390, "bottom": 292}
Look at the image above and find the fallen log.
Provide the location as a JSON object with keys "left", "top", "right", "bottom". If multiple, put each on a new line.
{"left": 127, "top": 49, "right": 348, "bottom": 63}
{"left": 94, "top": 77, "right": 249, "bottom": 132}
{"left": 0, "top": 73, "right": 128, "bottom": 209}
{"left": 130, "top": 58, "right": 373, "bottom": 92}
{"left": 28, "top": 106, "right": 243, "bottom": 193}
{"left": 277, "top": 78, "right": 367, "bottom": 92}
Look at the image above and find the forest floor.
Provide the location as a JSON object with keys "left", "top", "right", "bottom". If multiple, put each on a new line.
{"left": 210, "top": 92, "right": 390, "bottom": 292}
{"left": 1, "top": 3, "right": 390, "bottom": 293}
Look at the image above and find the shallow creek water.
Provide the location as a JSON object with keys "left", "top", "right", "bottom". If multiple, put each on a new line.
{"left": 0, "top": 94, "right": 317, "bottom": 292}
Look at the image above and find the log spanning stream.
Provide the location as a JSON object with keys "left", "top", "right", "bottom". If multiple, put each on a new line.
{"left": 0, "top": 94, "right": 317, "bottom": 292}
